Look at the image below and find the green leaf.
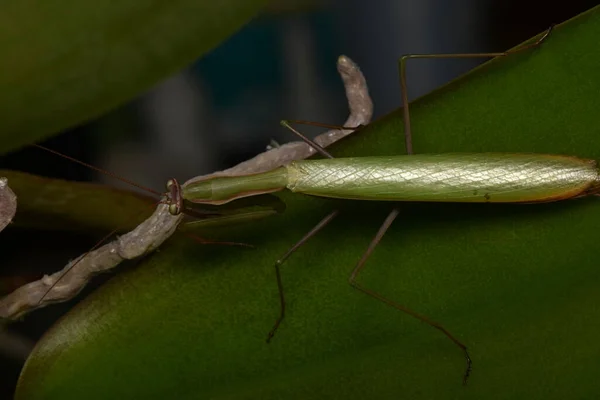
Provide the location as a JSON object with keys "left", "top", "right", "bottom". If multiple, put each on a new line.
{"left": 0, "top": 0, "right": 269, "bottom": 154}
{"left": 17, "top": 6, "right": 600, "bottom": 399}
{"left": 0, "top": 170, "right": 154, "bottom": 232}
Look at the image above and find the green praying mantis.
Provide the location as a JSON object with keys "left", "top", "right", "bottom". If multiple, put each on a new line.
{"left": 167, "top": 25, "right": 576, "bottom": 385}
{"left": 12, "top": 23, "right": 593, "bottom": 385}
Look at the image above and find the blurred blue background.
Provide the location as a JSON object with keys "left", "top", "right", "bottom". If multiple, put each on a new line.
{"left": 1, "top": 0, "right": 597, "bottom": 396}
{"left": 5, "top": 1, "right": 596, "bottom": 193}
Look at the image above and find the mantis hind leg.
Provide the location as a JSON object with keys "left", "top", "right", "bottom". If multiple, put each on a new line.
{"left": 398, "top": 24, "right": 553, "bottom": 154}
{"left": 347, "top": 209, "right": 472, "bottom": 384}
{"left": 276, "top": 28, "right": 553, "bottom": 382}
{"left": 361, "top": 24, "right": 554, "bottom": 383}
{"left": 278, "top": 98, "right": 471, "bottom": 385}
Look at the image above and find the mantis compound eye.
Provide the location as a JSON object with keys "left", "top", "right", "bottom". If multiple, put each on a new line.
{"left": 166, "top": 178, "right": 183, "bottom": 216}
{"left": 168, "top": 202, "right": 181, "bottom": 216}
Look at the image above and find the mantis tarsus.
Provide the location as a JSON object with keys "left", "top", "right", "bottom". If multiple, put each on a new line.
{"left": 177, "top": 25, "right": 565, "bottom": 385}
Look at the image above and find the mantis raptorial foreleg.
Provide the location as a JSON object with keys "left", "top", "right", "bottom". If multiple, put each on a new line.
{"left": 267, "top": 25, "right": 554, "bottom": 385}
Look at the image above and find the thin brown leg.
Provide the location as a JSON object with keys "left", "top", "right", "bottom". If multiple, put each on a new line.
{"left": 268, "top": 120, "right": 342, "bottom": 341}
{"left": 273, "top": 26, "right": 553, "bottom": 383}
{"left": 366, "top": 25, "right": 554, "bottom": 383}
{"left": 280, "top": 120, "right": 335, "bottom": 159}
{"left": 348, "top": 209, "right": 472, "bottom": 384}
{"left": 398, "top": 25, "right": 553, "bottom": 154}
{"left": 266, "top": 210, "right": 340, "bottom": 343}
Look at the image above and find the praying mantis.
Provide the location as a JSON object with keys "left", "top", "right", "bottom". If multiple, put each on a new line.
{"left": 7, "top": 19, "right": 598, "bottom": 392}
{"left": 173, "top": 25, "right": 567, "bottom": 384}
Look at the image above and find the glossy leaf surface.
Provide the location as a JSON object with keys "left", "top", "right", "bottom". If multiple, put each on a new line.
{"left": 0, "top": 0, "right": 268, "bottom": 154}
{"left": 17, "top": 7, "right": 600, "bottom": 399}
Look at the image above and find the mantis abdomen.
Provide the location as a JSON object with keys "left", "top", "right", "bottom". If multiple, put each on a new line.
{"left": 183, "top": 153, "right": 600, "bottom": 205}
{"left": 288, "top": 153, "right": 600, "bottom": 203}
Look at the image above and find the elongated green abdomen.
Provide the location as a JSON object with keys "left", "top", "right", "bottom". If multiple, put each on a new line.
{"left": 285, "top": 154, "right": 600, "bottom": 203}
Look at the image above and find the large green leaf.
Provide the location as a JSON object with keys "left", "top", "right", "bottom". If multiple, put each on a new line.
{"left": 16, "top": 6, "right": 600, "bottom": 399}
{"left": 0, "top": 0, "right": 269, "bottom": 154}
{"left": 0, "top": 170, "right": 154, "bottom": 232}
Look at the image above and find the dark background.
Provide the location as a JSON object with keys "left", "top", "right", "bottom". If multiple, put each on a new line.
{"left": 1, "top": 1, "right": 597, "bottom": 397}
